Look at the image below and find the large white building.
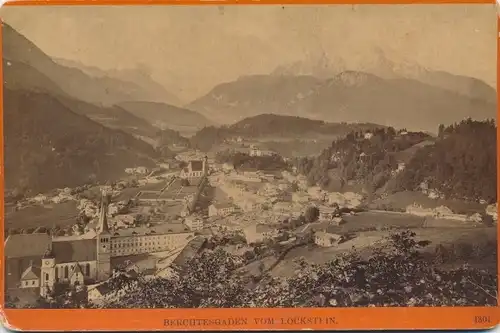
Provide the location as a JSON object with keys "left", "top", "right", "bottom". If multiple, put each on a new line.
{"left": 5, "top": 193, "right": 194, "bottom": 298}
{"left": 180, "top": 157, "right": 209, "bottom": 180}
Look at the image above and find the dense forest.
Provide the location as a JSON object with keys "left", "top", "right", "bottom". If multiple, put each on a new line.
{"left": 395, "top": 119, "right": 497, "bottom": 203}
{"left": 294, "top": 127, "right": 431, "bottom": 192}
{"left": 4, "top": 89, "right": 159, "bottom": 199}
{"left": 215, "top": 151, "right": 290, "bottom": 171}
{"left": 293, "top": 119, "right": 497, "bottom": 203}
{"left": 190, "top": 114, "right": 384, "bottom": 152}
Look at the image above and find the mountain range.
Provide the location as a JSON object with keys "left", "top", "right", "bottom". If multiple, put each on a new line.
{"left": 188, "top": 70, "right": 496, "bottom": 132}
{"left": 3, "top": 23, "right": 176, "bottom": 107}
{"left": 271, "top": 49, "right": 496, "bottom": 104}
{"left": 2, "top": 23, "right": 163, "bottom": 195}
{"left": 3, "top": 21, "right": 497, "bottom": 196}
{"left": 53, "top": 58, "right": 183, "bottom": 107}
{"left": 117, "top": 101, "right": 213, "bottom": 136}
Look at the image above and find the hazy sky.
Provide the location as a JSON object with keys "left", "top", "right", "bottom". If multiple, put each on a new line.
{"left": 1, "top": 5, "right": 497, "bottom": 101}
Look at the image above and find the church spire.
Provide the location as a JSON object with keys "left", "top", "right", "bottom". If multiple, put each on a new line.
{"left": 98, "top": 190, "right": 111, "bottom": 234}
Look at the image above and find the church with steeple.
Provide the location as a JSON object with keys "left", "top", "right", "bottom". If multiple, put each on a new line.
{"left": 6, "top": 190, "right": 194, "bottom": 298}
{"left": 38, "top": 192, "right": 113, "bottom": 297}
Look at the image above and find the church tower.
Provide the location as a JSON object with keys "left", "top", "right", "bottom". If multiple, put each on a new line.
{"left": 203, "top": 155, "right": 209, "bottom": 176}
{"left": 40, "top": 246, "right": 56, "bottom": 297}
{"left": 96, "top": 191, "right": 112, "bottom": 282}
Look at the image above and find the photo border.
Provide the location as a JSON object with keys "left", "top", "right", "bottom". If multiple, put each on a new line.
{"left": 0, "top": 1, "right": 498, "bottom": 330}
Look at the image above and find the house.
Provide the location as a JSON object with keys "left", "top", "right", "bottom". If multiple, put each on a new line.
{"left": 222, "top": 163, "right": 235, "bottom": 172}
{"left": 19, "top": 261, "right": 41, "bottom": 289}
{"left": 87, "top": 282, "right": 116, "bottom": 305}
{"left": 136, "top": 167, "right": 149, "bottom": 175}
{"left": 249, "top": 147, "right": 276, "bottom": 157}
{"left": 318, "top": 206, "right": 339, "bottom": 222}
{"left": 307, "top": 187, "right": 327, "bottom": 201}
{"left": 314, "top": 231, "right": 343, "bottom": 247}
{"left": 243, "top": 224, "right": 278, "bottom": 244}
{"left": 468, "top": 213, "right": 483, "bottom": 223}
{"left": 184, "top": 216, "right": 204, "bottom": 231}
{"left": 364, "top": 132, "right": 374, "bottom": 140}
{"left": 406, "top": 203, "right": 434, "bottom": 217}
{"left": 208, "top": 203, "right": 236, "bottom": 217}
{"left": 124, "top": 167, "right": 149, "bottom": 175}
{"left": 486, "top": 204, "right": 498, "bottom": 221}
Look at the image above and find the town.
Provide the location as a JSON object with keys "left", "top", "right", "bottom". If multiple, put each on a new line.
{"left": 4, "top": 136, "right": 498, "bottom": 308}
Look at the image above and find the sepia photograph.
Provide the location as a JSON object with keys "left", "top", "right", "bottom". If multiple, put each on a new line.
{"left": 1, "top": 4, "right": 498, "bottom": 310}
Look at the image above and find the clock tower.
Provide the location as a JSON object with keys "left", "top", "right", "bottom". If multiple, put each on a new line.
{"left": 40, "top": 246, "right": 56, "bottom": 297}
{"left": 96, "top": 191, "right": 112, "bottom": 282}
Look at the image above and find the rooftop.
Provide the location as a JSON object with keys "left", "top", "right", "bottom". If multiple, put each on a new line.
{"left": 315, "top": 231, "right": 342, "bottom": 238}
{"left": 190, "top": 160, "right": 204, "bottom": 172}
{"left": 171, "top": 236, "right": 207, "bottom": 268}
{"left": 111, "top": 222, "right": 192, "bottom": 237}
{"left": 211, "top": 202, "right": 235, "bottom": 210}
{"left": 52, "top": 239, "right": 97, "bottom": 264}
{"left": 20, "top": 264, "right": 41, "bottom": 281}
{"left": 91, "top": 282, "right": 113, "bottom": 296}
{"left": 5, "top": 233, "right": 51, "bottom": 259}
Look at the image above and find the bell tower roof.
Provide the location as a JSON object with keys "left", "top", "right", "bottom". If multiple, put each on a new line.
{"left": 98, "top": 190, "right": 111, "bottom": 235}
{"left": 42, "top": 245, "right": 55, "bottom": 259}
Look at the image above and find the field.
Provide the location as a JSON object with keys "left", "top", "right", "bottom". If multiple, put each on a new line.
{"left": 116, "top": 181, "right": 169, "bottom": 201}
{"left": 370, "top": 191, "right": 487, "bottom": 214}
{"left": 235, "top": 210, "right": 496, "bottom": 279}
{"left": 270, "top": 226, "right": 496, "bottom": 278}
{"left": 5, "top": 201, "right": 78, "bottom": 230}
{"left": 338, "top": 211, "right": 426, "bottom": 231}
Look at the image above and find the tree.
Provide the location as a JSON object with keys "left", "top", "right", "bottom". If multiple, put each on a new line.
{"left": 438, "top": 124, "right": 445, "bottom": 139}
{"left": 304, "top": 206, "right": 320, "bottom": 223}
{"left": 180, "top": 178, "right": 190, "bottom": 187}
{"left": 52, "top": 230, "right": 496, "bottom": 309}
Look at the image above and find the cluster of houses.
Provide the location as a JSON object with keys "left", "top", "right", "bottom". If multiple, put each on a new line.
{"left": 124, "top": 166, "right": 150, "bottom": 175}
{"left": 406, "top": 203, "right": 497, "bottom": 224}
{"left": 25, "top": 188, "right": 76, "bottom": 206}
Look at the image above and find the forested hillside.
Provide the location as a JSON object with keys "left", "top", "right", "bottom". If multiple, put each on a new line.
{"left": 294, "top": 119, "right": 497, "bottom": 204}
{"left": 395, "top": 119, "right": 497, "bottom": 203}
{"left": 4, "top": 89, "right": 158, "bottom": 197}
{"left": 294, "top": 127, "right": 431, "bottom": 192}
{"left": 190, "top": 114, "right": 384, "bottom": 152}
